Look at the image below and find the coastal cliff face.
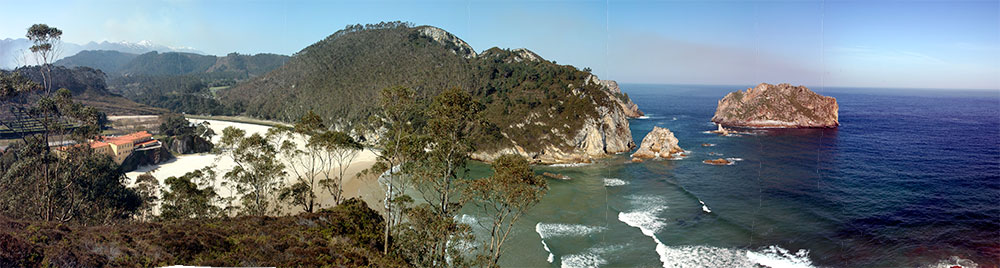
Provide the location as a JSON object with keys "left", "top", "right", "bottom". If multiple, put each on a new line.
{"left": 712, "top": 83, "right": 839, "bottom": 128}
{"left": 587, "top": 75, "right": 644, "bottom": 118}
{"left": 630, "top": 126, "right": 683, "bottom": 159}
{"left": 471, "top": 80, "right": 637, "bottom": 164}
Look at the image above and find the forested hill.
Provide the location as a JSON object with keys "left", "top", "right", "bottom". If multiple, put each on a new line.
{"left": 219, "top": 22, "right": 640, "bottom": 163}
{"left": 55, "top": 50, "right": 290, "bottom": 78}
{"left": 52, "top": 50, "right": 138, "bottom": 75}
{"left": 52, "top": 51, "right": 289, "bottom": 116}
{"left": 7, "top": 66, "right": 166, "bottom": 115}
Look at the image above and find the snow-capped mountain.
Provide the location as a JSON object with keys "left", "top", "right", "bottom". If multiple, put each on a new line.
{"left": 0, "top": 38, "right": 204, "bottom": 70}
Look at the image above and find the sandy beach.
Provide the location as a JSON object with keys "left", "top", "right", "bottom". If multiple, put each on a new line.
{"left": 125, "top": 118, "right": 384, "bottom": 215}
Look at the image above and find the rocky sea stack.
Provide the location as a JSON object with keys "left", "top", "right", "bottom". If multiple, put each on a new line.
{"left": 631, "top": 126, "right": 683, "bottom": 160}
{"left": 712, "top": 83, "right": 839, "bottom": 128}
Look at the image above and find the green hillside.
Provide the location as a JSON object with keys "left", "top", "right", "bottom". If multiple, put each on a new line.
{"left": 7, "top": 66, "right": 166, "bottom": 115}
{"left": 56, "top": 50, "right": 290, "bottom": 78}
{"left": 52, "top": 50, "right": 138, "bottom": 75}
{"left": 219, "top": 22, "right": 620, "bottom": 153}
{"left": 55, "top": 50, "right": 289, "bottom": 115}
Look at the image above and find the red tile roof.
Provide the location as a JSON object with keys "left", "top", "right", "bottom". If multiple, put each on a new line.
{"left": 90, "top": 141, "right": 109, "bottom": 148}
{"left": 135, "top": 140, "right": 159, "bottom": 146}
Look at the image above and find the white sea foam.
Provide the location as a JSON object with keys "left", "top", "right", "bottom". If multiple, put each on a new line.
{"left": 699, "top": 199, "right": 711, "bottom": 213}
{"left": 618, "top": 195, "right": 671, "bottom": 267}
{"left": 549, "top": 163, "right": 591, "bottom": 167}
{"left": 604, "top": 178, "right": 629, "bottom": 187}
{"left": 746, "top": 245, "right": 815, "bottom": 268}
{"left": 617, "top": 196, "right": 817, "bottom": 268}
{"left": 922, "top": 256, "right": 979, "bottom": 268}
{"left": 535, "top": 223, "right": 606, "bottom": 264}
{"left": 724, "top": 158, "right": 744, "bottom": 165}
{"left": 535, "top": 223, "right": 606, "bottom": 239}
{"left": 666, "top": 150, "right": 691, "bottom": 160}
{"left": 637, "top": 115, "right": 651, "bottom": 119}
{"left": 560, "top": 252, "right": 608, "bottom": 268}
{"left": 456, "top": 214, "right": 478, "bottom": 225}
{"left": 541, "top": 239, "right": 554, "bottom": 263}
{"left": 639, "top": 244, "right": 816, "bottom": 268}
{"left": 560, "top": 244, "right": 626, "bottom": 268}
{"left": 672, "top": 117, "right": 678, "bottom": 120}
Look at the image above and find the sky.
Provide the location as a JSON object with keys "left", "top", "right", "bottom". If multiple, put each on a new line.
{"left": 1, "top": 0, "right": 998, "bottom": 90}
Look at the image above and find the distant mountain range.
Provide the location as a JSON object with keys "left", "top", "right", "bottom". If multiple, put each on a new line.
{"left": 56, "top": 50, "right": 290, "bottom": 77}
{"left": 51, "top": 50, "right": 289, "bottom": 116}
{"left": 0, "top": 38, "right": 204, "bottom": 70}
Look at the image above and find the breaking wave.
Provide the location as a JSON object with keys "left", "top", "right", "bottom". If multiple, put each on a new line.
{"left": 603, "top": 178, "right": 629, "bottom": 187}
{"left": 535, "top": 223, "right": 606, "bottom": 264}
{"left": 549, "top": 163, "right": 592, "bottom": 167}
{"left": 617, "top": 195, "right": 815, "bottom": 268}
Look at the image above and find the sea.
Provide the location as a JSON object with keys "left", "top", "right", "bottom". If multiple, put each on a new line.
{"left": 458, "top": 84, "right": 1000, "bottom": 267}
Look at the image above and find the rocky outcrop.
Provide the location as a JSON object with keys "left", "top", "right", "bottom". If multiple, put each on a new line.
{"left": 417, "top": 26, "right": 476, "bottom": 59}
{"left": 703, "top": 158, "right": 732, "bottom": 165}
{"left": 712, "top": 83, "right": 838, "bottom": 128}
{"left": 164, "top": 135, "right": 213, "bottom": 155}
{"left": 586, "top": 75, "right": 644, "bottom": 118}
{"left": 631, "top": 127, "right": 684, "bottom": 159}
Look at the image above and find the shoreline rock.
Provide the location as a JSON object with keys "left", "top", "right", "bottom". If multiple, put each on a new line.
{"left": 631, "top": 126, "right": 684, "bottom": 160}
{"left": 711, "top": 83, "right": 839, "bottom": 128}
{"left": 541, "top": 172, "right": 571, "bottom": 180}
{"left": 703, "top": 158, "right": 732, "bottom": 165}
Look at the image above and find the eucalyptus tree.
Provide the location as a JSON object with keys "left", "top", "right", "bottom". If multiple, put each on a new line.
{"left": 218, "top": 126, "right": 286, "bottom": 217}
{"left": 315, "top": 130, "right": 363, "bottom": 205}
{"left": 274, "top": 111, "right": 325, "bottom": 213}
{"left": 465, "top": 154, "right": 548, "bottom": 267}
{"left": 160, "top": 166, "right": 227, "bottom": 219}
{"left": 25, "top": 24, "right": 62, "bottom": 94}
{"left": 368, "top": 85, "right": 421, "bottom": 254}
{"left": 403, "top": 87, "right": 484, "bottom": 266}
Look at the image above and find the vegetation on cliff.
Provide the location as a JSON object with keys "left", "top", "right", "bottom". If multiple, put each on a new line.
{"left": 5, "top": 65, "right": 164, "bottom": 115}
{"left": 219, "top": 22, "right": 634, "bottom": 158}
{"left": 712, "top": 83, "right": 839, "bottom": 128}
{"left": 0, "top": 198, "right": 406, "bottom": 267}
{"left": 54, "top": 49, "right": 289, "bottom": 116}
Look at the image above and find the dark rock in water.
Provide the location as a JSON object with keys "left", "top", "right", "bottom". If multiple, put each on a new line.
{"left": 702, "top": 158, "right": 732, "bottom": 165}
{"left": 541, "top": 172, "right": 571, "bottom": 180}
{"left": 712, "top": 83, "right": 839, "bottom": 128}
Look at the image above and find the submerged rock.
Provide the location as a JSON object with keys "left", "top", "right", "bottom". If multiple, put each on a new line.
{"left": 712, "top": 83, "right": 838, "bottom": 128}
{"left": 703, "top": 158, "right": 732, "bottom": 165}
{"left": 541, "top": 172, "right": 571, "bottom": 180}
{"left": 631, "top": 126, "right": 684, "bottom": 159}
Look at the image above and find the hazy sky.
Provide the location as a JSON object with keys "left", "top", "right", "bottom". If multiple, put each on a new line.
{"left": 2, "top": 0, "right": 998, "bottom": 89}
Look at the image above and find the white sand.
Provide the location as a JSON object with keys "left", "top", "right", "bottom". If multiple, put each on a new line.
{"left": 125, "top": 119, "right": 382, "bottom": 215}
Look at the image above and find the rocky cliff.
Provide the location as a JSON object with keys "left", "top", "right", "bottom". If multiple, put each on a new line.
{"left": 470, "top": 80, "right": 636, "bottom": 164}
{"left": 630, "top": 126, "right": 684, "bottom": 159}
{"left": 711, "top": 83, "right": 838, "bottom": 128}
{"left": 586, "top": 75, "right": 644, "bottom": 118}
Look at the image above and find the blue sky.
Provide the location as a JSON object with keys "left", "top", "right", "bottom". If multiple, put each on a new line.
{"left": 1, "top": 0, "right": 997, "bottom": 89}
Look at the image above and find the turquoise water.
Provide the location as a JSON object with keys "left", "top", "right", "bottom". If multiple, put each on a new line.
{"left": 459, "top": 84, "right": 999, "bottom": 267}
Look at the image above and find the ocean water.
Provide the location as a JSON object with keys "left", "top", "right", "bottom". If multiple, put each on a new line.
{"left": 461, "top": 84, "right": 1000, "bottom": 267}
